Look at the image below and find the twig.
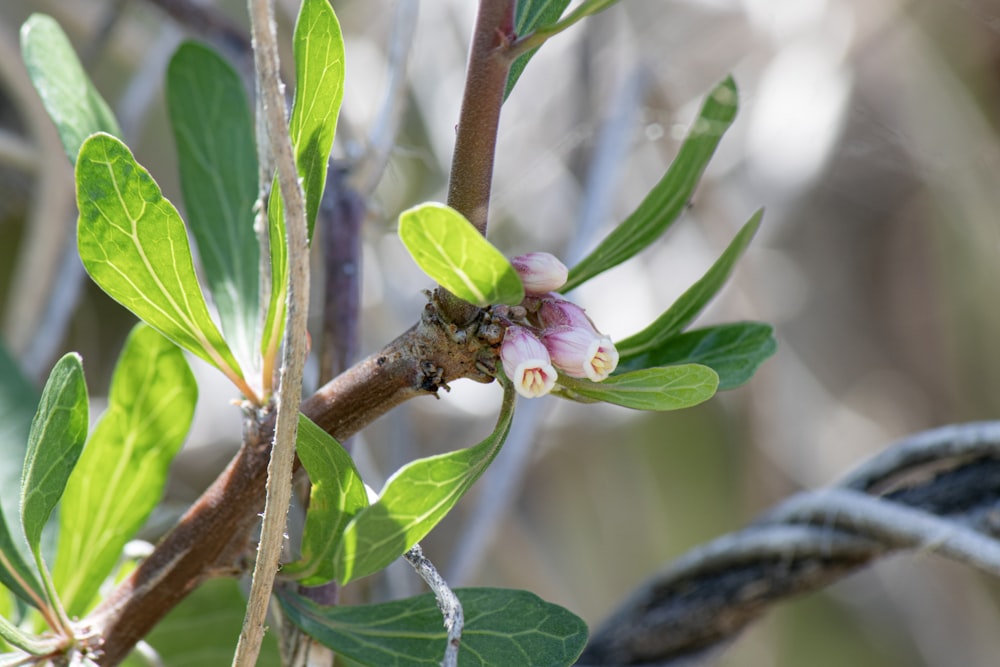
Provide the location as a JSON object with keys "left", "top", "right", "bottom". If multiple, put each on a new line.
{"left": 233, "top": 0, "right": 310, "bottom": 663}
{"left": 405, "top": 544, "right": 463, "bottom": 667}
{"left": 578, "top": 421, "right": 1000, "bottom": 666}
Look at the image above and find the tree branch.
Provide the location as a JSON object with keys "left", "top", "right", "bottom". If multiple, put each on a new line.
{"left": 578, "top": 421, "right": 1000, "bottom": 666}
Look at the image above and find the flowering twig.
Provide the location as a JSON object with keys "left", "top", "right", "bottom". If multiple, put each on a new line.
{"left": 579, "top": 421, "right": 1000, "bottom": 666}
{"left": 233, "top": 0, "right": 310, "bottom": 663}
{"left": 405, "top": 544, "right": 463, "bottom": 667}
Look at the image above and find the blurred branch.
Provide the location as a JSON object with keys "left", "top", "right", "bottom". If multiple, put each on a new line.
{"left": 0, "top": 15, "right": 75, "bottom": 369}
{"left": 143, "top": 0, "right": 253, "bottom": 75}
{"left": 579, "top": 421, "right": 1000, "bottom": 666}
{"left": 350, "top": 0, "right": 418, "bottom": 196}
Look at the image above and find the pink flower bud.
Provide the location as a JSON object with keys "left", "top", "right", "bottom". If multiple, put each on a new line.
{"left": 537, "top": 297, "right": 600, "bottom": 334}
{"left": 541, "top": 326, "right": 619, "bottom": 382}
{"left": 511, "top": 252, "right": 569, "bottom": 295}
{"left": 501, "top": 325, "right": 557, "bottom": 398}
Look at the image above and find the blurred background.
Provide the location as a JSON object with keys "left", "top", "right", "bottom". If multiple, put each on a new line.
{"left": 3, "top": 0, "right": 1000, "bottom": 665}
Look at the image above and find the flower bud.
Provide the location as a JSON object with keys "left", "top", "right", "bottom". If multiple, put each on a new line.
{"left": 511, "top": 252, "right": 569, "bottom": 295}
{"left": 541, "top": 325, "right": 619, "bottom": 382}
{"left": 537, "top": 297, "right": 599, "bottom": 334}
{"left": 501, "top": 325, "right": 557, "bottom": 398}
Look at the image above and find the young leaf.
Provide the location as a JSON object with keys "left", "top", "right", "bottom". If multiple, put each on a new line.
{"left": 398, "top": 203, "right": 524, "bottom": 307}
{"left": 167, "top": 42, "right": 260, "bottom": 367}
{"left": 261, "top": 177, "right": 288, "bottom": 384}
{"left": 282, "top": 414, "right": 368, "bottom": 585}
{"left": 290, "top": 0, "right": 345, "bottom": 238}
{"left": 75, "top": 133, "right": 253, "bottom": 400}
{"left": 20, "top": 353, "right": 88, "bottom": 558}
{"left": 279, "top": 587, "right": 588, "bottom": 667}
{"left": 556, "top": 365, "right": 718, "bottom": 410}
{"left": 20, "top": 14, "right": 121, "bottom": 162}
{"left": 53, "top": 324, "right": 197, "bottom": 617}
{"left": 562, "top": 77, "right": 740, "bottom": 292}
{"left": 617, "top": 322, "right": 776, "bottom": 391}
{"left": 615, "top": 209, "right": 763, "bottom": 359}
{"left": 261, "top": 0, "right": 345, "bottom": 370}
{"left": 334, "top": 384, "right": 516, "bottom": 584}
{"left": 505, "top": 0, "right": 572, "bottom": 100}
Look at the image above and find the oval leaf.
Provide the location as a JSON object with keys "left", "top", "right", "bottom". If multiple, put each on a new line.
{"left": 167, "top": 42, "right": 260, "bottom": 366}
{"left": 75, "top": 133, "right": 250, "bottom": 397}
{"left": 398, "top": 203, "right": 524, "bottom": 307}
{"left": 556, "top": 365, "right": 718, "bottom": 411}
{"left": 53, "top": 324, "right": 197, "bottom": 617}
{"left": 20, "top": 14, "right": 121, "bottom": 163}
{"left": 563, "top": 77, "right": 740, "bottom": 292}
{"left": 334, "top": 384, "right": 516, "bottom": 584}
{"left": 20, "top": 353, "right": 88, "bottom": 557}
{"left": 282, "top": 414, "right": 368, "bottom": 585}
{"left": 279, "top": 587, "right": 588, "bottom": 667}
{"left": 617, "top": 322, "right": 776, "bottom": 391}
{"left": 615, "top": 209, "right": 763, "bottom": 359}
{"left": 291, "top": 0, "right": 346, "bottom": 238}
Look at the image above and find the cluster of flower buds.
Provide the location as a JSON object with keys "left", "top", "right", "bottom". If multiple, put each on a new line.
{"left": 498, "top": 252, "right": 619, "bottom": 399}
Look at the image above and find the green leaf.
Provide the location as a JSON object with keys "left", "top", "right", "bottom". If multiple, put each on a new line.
{"left": 556, "top": 365, "right": 718, "bottom": 410}
{"left": 121, "top": 578, "right": 281, "bottom": 667}
{"left": 290, "top": 0, "right": 345, "bottom": 238}
{"left": 618, "top": 322, "right": 776, "bottom": 391}
{"left": 261, "top": 0, "right": 345, "bottom": 368}
{"left": 505, "top": 0, "right": 572, "bottom": 100}
{"left": 167, "top": 42, "right": 260, "bottom": 366}
{"left": 334, "top": 384, "right": 516, "bottom": 584}
{"left": 20, "top": 353, "right": 88, "bottom": 558}
{"left": 279, "top": 587, "right": 588, "bottom": 667}
{"left": 563, "top": 77, "right": 740, "bottom": 292}
{"left": 282, "top": 414, "right": 368, "bottom": 585}
{"left": 615, "top": 209, "right": 763, "bottom": 359}
{"left": 53, "top": 325, "right": 197, "bottom": 617}
{"left": 75, "top": 133, "right": 251, "bottom": 398}
{"left": 398, "top": 203, "right": 524, "bottom": 307}
{"left": 20, "top": 14, "right": 121, "bottom": 162}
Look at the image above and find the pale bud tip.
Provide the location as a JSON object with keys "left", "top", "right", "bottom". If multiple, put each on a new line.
{"left": 512, "top": 252, "right": 569, "bottom": 295}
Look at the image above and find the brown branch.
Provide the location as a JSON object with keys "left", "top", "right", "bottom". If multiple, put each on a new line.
{"left": 88, "top": 302, "right": 494, "bottom": 665}
{"left": 577, "top": 422, "right": 1000, "bottom": 666}
{"left": 437, "top": 0, "right": 516, "bottom": 328}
